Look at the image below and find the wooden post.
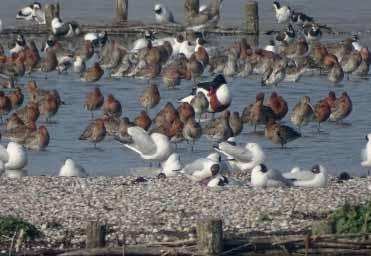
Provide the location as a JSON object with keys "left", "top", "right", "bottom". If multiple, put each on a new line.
{"left": 197, "top": 218, "right": 223, "bottom": 256}
{"left": 85, "top": 221, "right": 106, "bottom": 248}
{"left": 244, "top": 1, "right": 259, "bottom": 35}
{"left": 114, "top": 0, "right": 128, "bottom": 24}
{"left": 44, "top": 3, "right": 60, "bottom": 29}
{"left": 185, "top": 0, "right": 199, "bottom": 25}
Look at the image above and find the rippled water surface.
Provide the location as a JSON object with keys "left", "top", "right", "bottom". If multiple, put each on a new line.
{"left": 0, "top": 0, "right": 371, "bottom": 176}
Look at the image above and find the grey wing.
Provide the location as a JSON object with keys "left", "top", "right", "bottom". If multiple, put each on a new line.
{"left": 182, "top": 159, "right": 207, "bottom": 175}
{"left": 268, "top": 169, "right": 291, "bottom": 186}
{"left": 282, "top": 170, "right": 314, "bottom": 181}
{"left": 0, "top": 144, "right": 9, "bottom": 163}
{"left": 218, "top": 142, "right": 253, "bottom": 162}
{"left": 127, "top": 127, "right": 156, "bottom": 155}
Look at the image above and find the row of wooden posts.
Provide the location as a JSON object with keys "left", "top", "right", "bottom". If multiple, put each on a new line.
{"left": 42, "top": 0, "right": 259, "bottom": 35}
{"left": 81, "top": 218, "right": 223, "bottom": 256}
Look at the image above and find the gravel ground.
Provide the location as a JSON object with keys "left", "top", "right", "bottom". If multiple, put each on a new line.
{"left": 0, "top": 174, "right": 370, "bottom": 250}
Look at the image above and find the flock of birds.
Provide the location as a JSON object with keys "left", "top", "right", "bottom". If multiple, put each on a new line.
{"left": 0, "top": 1, "right": 369, "bottom": 187}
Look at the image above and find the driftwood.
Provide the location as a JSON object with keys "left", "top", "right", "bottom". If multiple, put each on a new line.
{"left": 57, "top": 245, "right": 194, "bottom": 256}
{"left": 12, "top": 233, "right": 371, "bottom": 256}
{"left": 0, "top": 22, "right": 251, "bottom": 38}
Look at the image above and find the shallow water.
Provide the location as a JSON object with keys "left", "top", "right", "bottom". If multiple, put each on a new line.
{"left": 0, "top": 1, "right": 371, "bottom": 176}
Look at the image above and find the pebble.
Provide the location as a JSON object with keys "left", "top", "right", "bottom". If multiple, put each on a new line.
{"left": 0, "top": 175, "right": 370, "bottom": 249}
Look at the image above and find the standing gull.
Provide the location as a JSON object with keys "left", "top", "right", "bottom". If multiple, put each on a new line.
{"left": 116, "top": 126, "right": 172, "bottom": 162}
{"left": 214, "top": 140, "right": 265, "bottom": 172}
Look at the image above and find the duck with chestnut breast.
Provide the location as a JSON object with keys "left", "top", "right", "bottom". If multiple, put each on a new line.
{"left": 84, "top": 87, "right": 104, "bottom": 119}
{"left": 23, "top": 125, "right": 50, "bottom": 151}
{"left": 314, "top": 99, "right": 331, "bottom": 133}
{"left": 290, "top": 96, "right": 315, "bottom": 132}
{"left": 268, "top": 91, "right": 288, "bottom": 121}
{"left": 265, "top": 119, "right": 301, "bottom": 148}
{"left": 180, "top": 74, "right": 231, "bottom": 114}
{"left": 139, "top": 83, "right": 160, "bottom": 112}
{"left": 329, "top": 92, "right": 352, "bottom": 123}
{"left": 79, "top": 119, "right": 106, "bottom": 148}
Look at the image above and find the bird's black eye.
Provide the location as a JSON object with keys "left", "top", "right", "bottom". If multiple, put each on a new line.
{"left": 260, "top": 164, "right": 268, "bottom": 173}
{"left": 366, "top": 135, "right": 369, "bottom": 142}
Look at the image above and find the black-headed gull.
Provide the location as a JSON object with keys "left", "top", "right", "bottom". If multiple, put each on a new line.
{"left": 251, "top": 164, "right": 291, "bottom": 187}
{"left": 291, "top": 164, "right": 328, "bottom": 187}
{"left": 182, "top": 153, "right": 220, "bottom": 182}
{"left": 120, "top": 126, "right": 172, "bottom": 162}
{"left": 214, "top": 138, "right": 265, "bottom": 172}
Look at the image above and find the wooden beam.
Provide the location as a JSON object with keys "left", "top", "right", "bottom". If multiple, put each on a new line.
{"left": 85, "top": 221, "right": 106, "bottom": 249}
{"left": 114, "top": 0, "right": 128, "bottom": 24}
{"left": 244, "top": 1, "right": 259, "bottom": 35}
{"left": 197, "top": 218, "right": 223, "bottom": 256}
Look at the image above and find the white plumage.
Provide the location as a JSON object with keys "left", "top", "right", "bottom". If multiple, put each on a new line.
{"left": 251, "top": 164, "right": 291, "bottom": 187}
{"left": 291, "top": 165, "right": 328, "bottom": 187}
{"left": 59, "top": 158, "right": 88, "bottom": 177}
{"left": 160, "top": 153, "right": 182, "bottom": 177}
{"left": 122, "top": 127, "right": 173, "bottom": 162}
{"left": 182, "top": 153, "right": 220, "bottom": 182}
{"left": 154, "top": 4, "right": 175, "bottom": 23}
{"left": 361, "top": 134, "right": 371, "bottom": 171}
{"left": 215, "top": 141, "right": 265, "bottom": 172}
{"left": 0, "top": 142, "right": 28, "bottom": 171}
{"left": 273, "top": 2, "right": 291, "bottom": 24}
